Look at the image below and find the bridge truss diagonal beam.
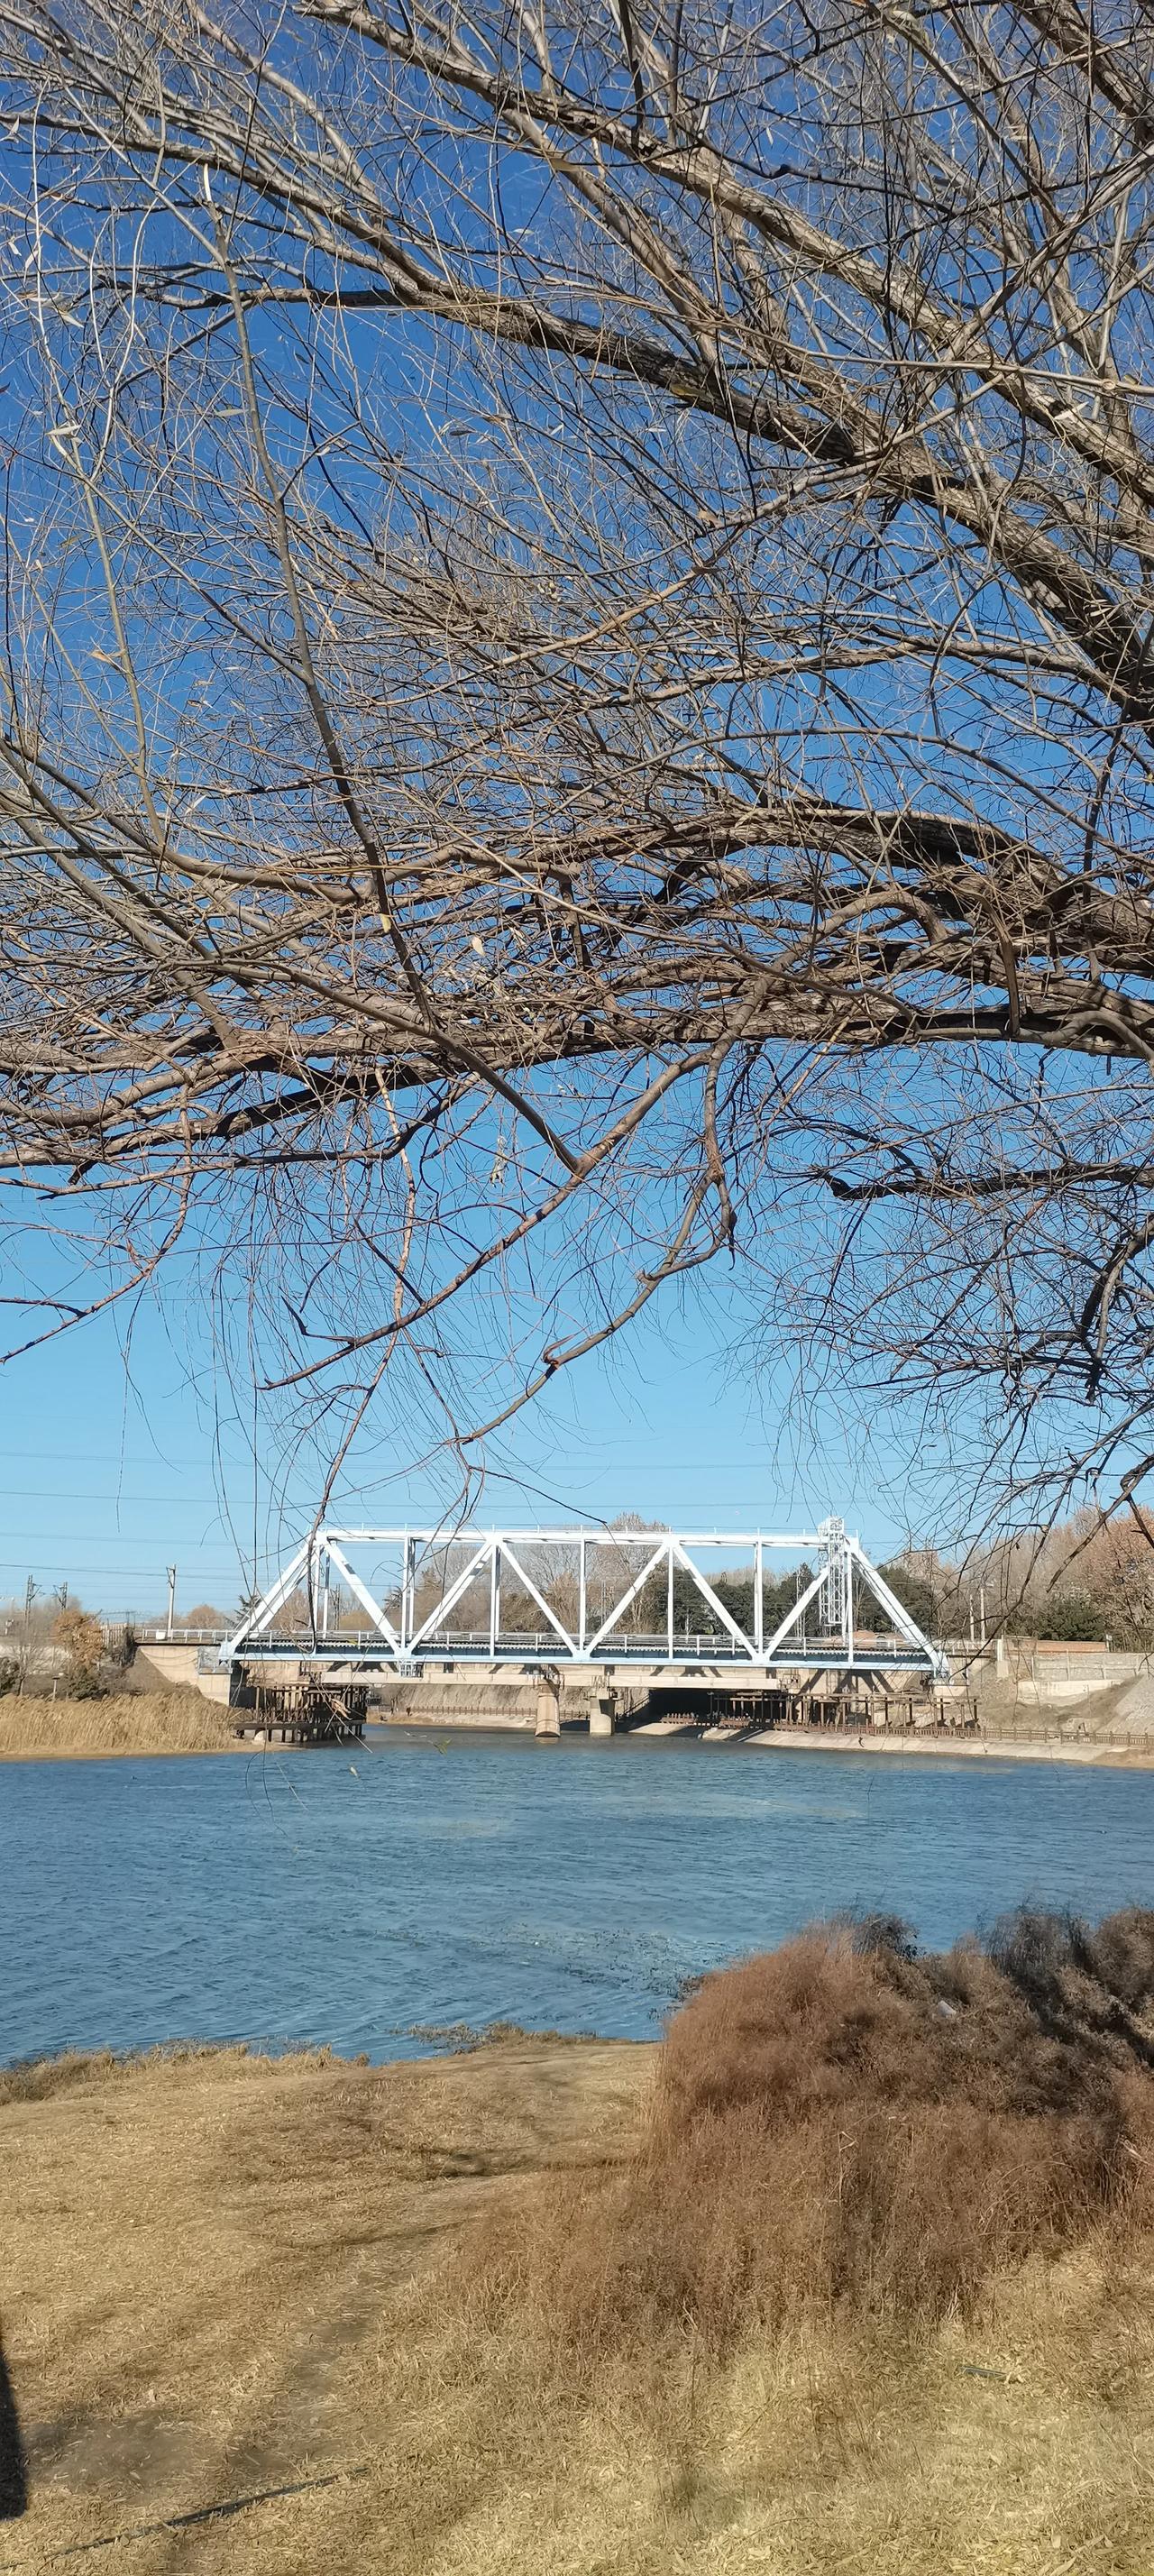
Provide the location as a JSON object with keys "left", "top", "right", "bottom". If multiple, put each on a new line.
{"left": 321, "top": 1538, "right": 400, "bottom": 1653}
{"left": 762, "top": 1566, "right": 829, "bottom": 1662}
{"left": 668, "top": 1537, "right": 756, "bottom": 1660}
{"left": 848, "top": 1541, "right": 938, "bottom": 1657}
{"left": 408, "top": 1536, "right": 492, "bottom": 1655}
{"left": 219, "top": 1539, "right": 312, "bottom": 1663}
{"left": 588, "top": 1538, "right": 670, "bottom": 1652}
{"left": 499, "top": 1541, "right": 578, "bottom": 1658}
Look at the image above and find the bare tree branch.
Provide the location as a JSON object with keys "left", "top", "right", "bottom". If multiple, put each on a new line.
{"left": 0, "top": 0, "right": 1150, "bottom": 1522}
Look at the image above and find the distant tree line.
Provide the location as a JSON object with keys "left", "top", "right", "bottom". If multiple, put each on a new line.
{"left": 629, "top": 1563, "right": 817, "bottom": 1641}
{"left": 882, "top": 1516, "right": 1154, "bottom": 1651}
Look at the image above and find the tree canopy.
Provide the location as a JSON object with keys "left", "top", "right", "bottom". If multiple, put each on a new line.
{"left": 0, "top": 0, "right": 1151, "bottom": 1521}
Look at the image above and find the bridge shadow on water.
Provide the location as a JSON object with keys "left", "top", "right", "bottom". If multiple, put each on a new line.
{"left": 0, "top": 2336, "right": 28, "bottom": 2518}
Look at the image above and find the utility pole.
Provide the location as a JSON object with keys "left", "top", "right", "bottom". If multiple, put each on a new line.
{"left": 20, "top": 1574, "right": 38, "bottom": 1696}
{"left": 166, "top": 1565, "right": 177, "bottom": 1641}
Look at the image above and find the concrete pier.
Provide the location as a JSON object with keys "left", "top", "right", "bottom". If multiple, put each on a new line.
{"left": 534, "top": 1676, "right": 561, "bottom": 1737}
{"left": 589, "top": 1693, "right": 615, "bottom": 1737}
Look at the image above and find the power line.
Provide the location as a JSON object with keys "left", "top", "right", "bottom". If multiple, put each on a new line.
{"left": 20, "top": 1496, "right": 346, "bottom": 1506}
{"left": 0, "top": 1444, "right": 229, "bottom": 1464}
{"left": 0, "top": 1514, "right": 243, "bottom": 1535}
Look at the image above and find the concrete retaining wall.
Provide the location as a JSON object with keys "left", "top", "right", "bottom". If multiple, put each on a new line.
{"left": 126, "top": 1642, "right": 234, "bottom": 1706}
{"left": 370, "top": 1678, "right": 613, "bottom": 1728}
{"left": 371, "top": 1680, "right": 538, "bottom": 1728}
{"left": 971, "top": 1650, "right": 1154, "bottom": 1740}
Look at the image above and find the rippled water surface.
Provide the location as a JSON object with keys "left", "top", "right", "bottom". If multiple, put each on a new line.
{"left": 5, "top": 1729, "right": 1154, "bottom": 2063}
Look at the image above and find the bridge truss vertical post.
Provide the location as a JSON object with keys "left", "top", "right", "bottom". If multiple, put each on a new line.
{"left": 755, "top": 1537, "right": 764, "bottom": 1655}
{"left": 490, "top": 1542, "right": 501, "bottom": 1658}
{"left": 578, "top": 1536, "right": 587, "bottom": 1659}
{"left": 402, "top": 1538, "right": 415, "bottom": 1657}
{"left": 666, "top": 1542, "right": 674, "bottom": 1660}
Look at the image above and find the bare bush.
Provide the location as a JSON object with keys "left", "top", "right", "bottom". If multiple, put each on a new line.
{"left": 52, "top": 1604, "right": 105, "bottom": 1699}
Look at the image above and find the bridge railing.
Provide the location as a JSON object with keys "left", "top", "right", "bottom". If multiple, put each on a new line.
{"left": 200, "top": 1627, "right": 934, "bottom": 1668}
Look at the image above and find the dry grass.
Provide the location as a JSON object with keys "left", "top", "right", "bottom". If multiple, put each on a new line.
{"left": 5, "top": 1926, "right": 1154, "bottom": 2572}
{"left": 0, "top": 2041, "right": 347, "bottom": 2109}
{"left": 1, "top": 2038, "right": 653, "bottom": 2571}
{"left": 0, "top": 1690, "right": 238, "bottom": 1761}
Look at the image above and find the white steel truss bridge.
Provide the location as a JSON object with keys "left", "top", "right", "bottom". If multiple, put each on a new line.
{"left": 220, "top": 1517, "right": 948, "bottom": 1681}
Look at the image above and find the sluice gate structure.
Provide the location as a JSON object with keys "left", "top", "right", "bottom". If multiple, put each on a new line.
{"left": 220, "top": 1518, "right": 949, "bottom": 1734}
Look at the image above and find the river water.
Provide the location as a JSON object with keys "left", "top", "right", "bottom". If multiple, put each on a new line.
{"left": 4, "top": 1728, "right": 1154, "bottom": 2064}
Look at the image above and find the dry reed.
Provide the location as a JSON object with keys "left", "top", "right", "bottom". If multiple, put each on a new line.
{"left": 0, "top": 1689, "right": 238, "bottom": 1759}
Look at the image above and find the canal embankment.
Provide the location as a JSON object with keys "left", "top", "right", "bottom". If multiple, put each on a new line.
{"left": 746, "top": 1723, "right": 1154, "bottom": 1765}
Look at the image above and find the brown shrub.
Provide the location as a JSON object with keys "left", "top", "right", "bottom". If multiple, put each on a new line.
{"left": 475, "top": 1911, "right": 1154, "bottom": 2360}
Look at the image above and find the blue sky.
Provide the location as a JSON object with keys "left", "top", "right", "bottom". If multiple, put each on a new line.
{"left": 0, "top": 1256, "right": 938, "bottom": 1619}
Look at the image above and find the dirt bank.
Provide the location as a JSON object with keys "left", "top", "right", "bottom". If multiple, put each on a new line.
{"left": 4, "top": 2016, "right": 1154, "bottom": 2574}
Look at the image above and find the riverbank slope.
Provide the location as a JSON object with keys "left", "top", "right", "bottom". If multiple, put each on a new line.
{"left": 4, "top": 2026, "right": 1153, "bottom": 2573}
{"left": 3, "top": 1691, "right": 1154, "bottom": 1764}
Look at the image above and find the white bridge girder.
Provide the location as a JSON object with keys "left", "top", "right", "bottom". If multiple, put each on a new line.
{"left": 220, "top": 1519, "right": 949, "bottom": 1680}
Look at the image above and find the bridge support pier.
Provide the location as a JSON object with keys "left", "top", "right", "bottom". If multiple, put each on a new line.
{"left": 535, "top": 1675, "right": 561, "bottom": 1738}
{"left": 589, "top": 1692, "right": 615, "bottom": 1737}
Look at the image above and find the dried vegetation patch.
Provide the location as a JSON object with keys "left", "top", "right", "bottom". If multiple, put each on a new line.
{"left": 5, "top": 1921, "right": 1154, "bottom": 2573}
{"left": 0, "top": 1690, "right": 237, "bottom": 1760}
{"left": 473, "top": 1909, "right": 1154, "bottom": 2359}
